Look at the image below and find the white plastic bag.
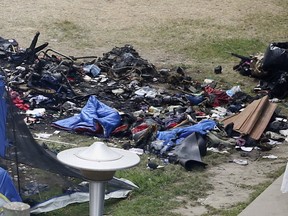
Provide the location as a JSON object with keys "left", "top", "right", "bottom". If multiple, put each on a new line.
{"left": 280, "top": 162, "right": 288, "bottom": 193}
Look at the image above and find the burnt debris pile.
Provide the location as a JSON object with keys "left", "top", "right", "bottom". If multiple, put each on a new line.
{"left": 1, "top": 32, "right": 288, "bottom": 172}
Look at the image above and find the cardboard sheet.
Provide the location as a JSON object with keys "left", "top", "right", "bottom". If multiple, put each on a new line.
{"left": 221, "top": 95, "right": 277, "bottom": 140}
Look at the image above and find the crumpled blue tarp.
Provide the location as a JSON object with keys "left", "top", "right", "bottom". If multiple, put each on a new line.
{"left": 156, "top": 119, "right": 216, "bottom": 146}
{"left": 52, "top": 96, "right": 121, "bottom": 137}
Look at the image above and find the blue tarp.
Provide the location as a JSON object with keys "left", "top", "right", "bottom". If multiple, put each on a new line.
{"left": 52, "top": 96, "right": 121, "bottom": 137}
{"left": 0, "top": 167, "right": 22, "bottom": 202}
{"left": 0, "top": 77, "right": 7, "bottom": 157}
{"left": 156, "top": 119, "right": 216, "bottom": 146}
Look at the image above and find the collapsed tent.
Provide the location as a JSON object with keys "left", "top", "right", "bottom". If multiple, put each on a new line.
{"left": 221, "top": 95, "right": 277, "bottom": 140}
{"left": 0, "top": 82, "right": 139, "bottom": 214}
{"left": 0, "top": 167, "right": 22, "bottom": 213}
{"left": 52, "top": 96, "right": 121, "bottom": 137}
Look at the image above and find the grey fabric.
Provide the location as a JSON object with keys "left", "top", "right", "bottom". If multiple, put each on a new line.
{"left": 172, "top": 132, "right": 207, "bottom": 171}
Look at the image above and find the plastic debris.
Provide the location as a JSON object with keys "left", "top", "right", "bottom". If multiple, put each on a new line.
{"left": 262, "top": 155, "right": 278, "bottom": 159}
{"left": 231, "top": 159, "right": 248, "bottom": 165}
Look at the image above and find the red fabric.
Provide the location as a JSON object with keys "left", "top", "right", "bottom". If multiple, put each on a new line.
{"left": 111, "top": 124, "right": 129, "bottom": 134}
{"left": 15, "top": 103, "right": 30, "bottom": 110}
{"left": 166, "top": 122, "right": 178, "bottom": 129}
{"left": 10, "top": 91, "right": 30, "bottom": 111}
{"left": 195, "top": 111, "right": 206, "bottom": 116}
{"left": 204, "top": 86, "right": 230, "bottom": 107}
{"left": 131, "top": 123, "right": 149, "bottom": 134}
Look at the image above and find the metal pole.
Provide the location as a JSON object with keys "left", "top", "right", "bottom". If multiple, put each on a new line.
{"left": 89, "top": 181, "right": 106, "bottom": 216}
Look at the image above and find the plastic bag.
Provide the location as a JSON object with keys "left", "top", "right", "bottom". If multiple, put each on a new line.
{"left": 226, "top": 86, "right": 241, "bottom": 97}
{"left": 280, "top": 162, "right": 288, "bottom": 193}
{"left": 262, "top": 42, "right": 288, "bottom": 72}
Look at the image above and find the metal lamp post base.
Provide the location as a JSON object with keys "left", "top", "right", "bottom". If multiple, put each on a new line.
{"left": 89, "top": 181, "right": 106, "bottom": 216}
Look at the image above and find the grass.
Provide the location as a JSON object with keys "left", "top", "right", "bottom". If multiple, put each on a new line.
{"left": 44, "top": 20, "right": 92, "bottom": 48}
{"left": 141, "top": 19, "right": 268, "bottom": 62}
{"left": 31, "top": 153, "right": 286, "bottom": 216}
{"left": 203, "top": 151, "right": 231, "bottom": 166}
{"left": 36, "top": 154, "right": 214, "bottom": 216}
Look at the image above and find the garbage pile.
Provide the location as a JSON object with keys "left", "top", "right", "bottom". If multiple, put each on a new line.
{"left": 1, "top": 32, "right": 288, "bottom": 171}
{"left": 232, "top": 42, "right": 288, "bottom": 99}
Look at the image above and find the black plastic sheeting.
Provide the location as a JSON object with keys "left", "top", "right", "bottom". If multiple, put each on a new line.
{"left": 233, "top": 42, "right": 288, "bottom": 99}
{"left": 262, "top": 42, "right": 288, "bottom": 73}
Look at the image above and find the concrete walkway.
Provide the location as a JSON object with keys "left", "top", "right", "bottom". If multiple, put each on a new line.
{"left": 239, "top": 174, "right": 288, "bottom": 216}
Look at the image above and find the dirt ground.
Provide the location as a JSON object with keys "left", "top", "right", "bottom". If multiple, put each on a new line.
{"left": 174, "top": 145, "right": 288, "bottom": 215}
{"left": 1, "top": 0, "right": 284, "bottom": 65}
{"left": 1, "top": 0, "right": 288, "bottom": 215}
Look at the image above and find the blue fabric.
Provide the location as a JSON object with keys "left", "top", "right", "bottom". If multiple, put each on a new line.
{"left": 0, "top": 78, "right": 7, "bottom": 157}
{"left": 52, "top": 96, "right": 121, "bottom": 137}
{"left": 186, "top": 95, "right": 205, "bottom": 105}
{"left": 0, "top": 168, "right": 22, "bottom": 202}
{"left": 156, "top": 119, "right": 216, "bottom": 145}
{"left": 83, "top": 64, "right": 101, "bottom": 77}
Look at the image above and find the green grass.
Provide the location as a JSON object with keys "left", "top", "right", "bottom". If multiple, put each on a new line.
{"left": 134, "top": 18, "right": 266, "bottom": 63}
{"left": 44, "top": 20, "right": 92, "bottom": 48}
{"left": 127, "top": 7, "right": 287, "bottom": 67}
{"left": 38, "top": 154, "right": 214, "bottom": 216}
{"left": 35, "top": 159, "right": 286, "bottom": 216}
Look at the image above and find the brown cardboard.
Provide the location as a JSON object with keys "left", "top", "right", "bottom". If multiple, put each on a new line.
{"left": 221, "top": 95, "right": 277, "bottom": 140}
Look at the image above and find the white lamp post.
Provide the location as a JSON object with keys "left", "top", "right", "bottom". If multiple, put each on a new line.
{"left": 57, "top": 141, "right": 140, "bottom": 216}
